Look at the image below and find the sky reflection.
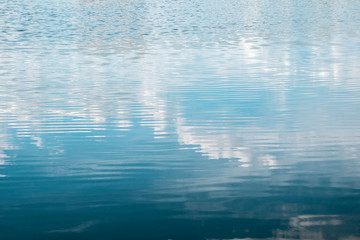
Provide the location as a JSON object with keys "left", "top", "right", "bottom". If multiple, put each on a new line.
{"left": 1, "top": 0, "right": 360, "bottom": 239}
{"left": 1, "top": 15, "right": 360, "bottom": 177}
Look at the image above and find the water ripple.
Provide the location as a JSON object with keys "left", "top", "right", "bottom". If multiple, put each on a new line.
{"left": 1, "top": 0, "right": 360, "bottom": 239}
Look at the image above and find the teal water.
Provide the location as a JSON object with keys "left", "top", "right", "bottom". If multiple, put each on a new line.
{"left": 1, "top": 0, "right": 360, "bottom": 239}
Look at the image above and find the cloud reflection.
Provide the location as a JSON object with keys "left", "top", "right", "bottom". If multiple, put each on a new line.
{"left": 1, "top": 1, "right": 360, "bottom": 239}
{"left": 1, "top": 9, "right": 360, "bottom": 174}
{"left": 207, "top": 215, "right": 346, "bottom": 240}
{"left": 49, "top": 221, "right": 98, "bottom": 233}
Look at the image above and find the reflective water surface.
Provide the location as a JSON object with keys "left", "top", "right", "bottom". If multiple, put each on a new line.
{"left": 1, "top": 0, "right": 360, "bottom": 239}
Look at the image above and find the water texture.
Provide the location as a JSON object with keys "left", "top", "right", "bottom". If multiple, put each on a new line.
{"left": 1, "top": 0, "right": 360, "bottom": 239}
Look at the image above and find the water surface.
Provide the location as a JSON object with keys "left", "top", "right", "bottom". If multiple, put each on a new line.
{"left": 1, "top": 0, "right": 360, "bottom": 239}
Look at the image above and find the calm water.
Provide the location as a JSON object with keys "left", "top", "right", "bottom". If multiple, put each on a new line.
{"left": 1, "top": 0, "right": 360, "bottom": 239}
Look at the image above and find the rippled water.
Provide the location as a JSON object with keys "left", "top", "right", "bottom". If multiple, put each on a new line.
{"left": 1, "top": 0, "right": 360, "bottom": 239}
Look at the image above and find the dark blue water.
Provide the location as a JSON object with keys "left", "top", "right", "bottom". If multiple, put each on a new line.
{"left": 1, "top": 0, "right": 360, "bottom": 239}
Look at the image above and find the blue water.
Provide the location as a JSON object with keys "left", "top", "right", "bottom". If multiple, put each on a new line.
{"left": 1, "top": 0, "right": 360, "bottom": 239}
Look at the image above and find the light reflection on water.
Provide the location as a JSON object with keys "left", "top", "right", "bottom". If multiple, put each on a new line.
{"left": 1, "top": 0, "right": 360, "bottom": 239}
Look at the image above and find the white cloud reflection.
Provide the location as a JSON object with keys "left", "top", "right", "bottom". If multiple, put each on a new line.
{"left": 207, "top": 215, "right": 345, "bottom": 240}
{"left": 1, "top": 32, "right": 360, "bottom": 172}
{"left": 48, "top": 221, "right": 98, "bottom": 233}
{"left": 0, "top": 0, "right": 359, "bottom": 180}
{"left": 1, "top": 2, "right": 360, "bottom": 239}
